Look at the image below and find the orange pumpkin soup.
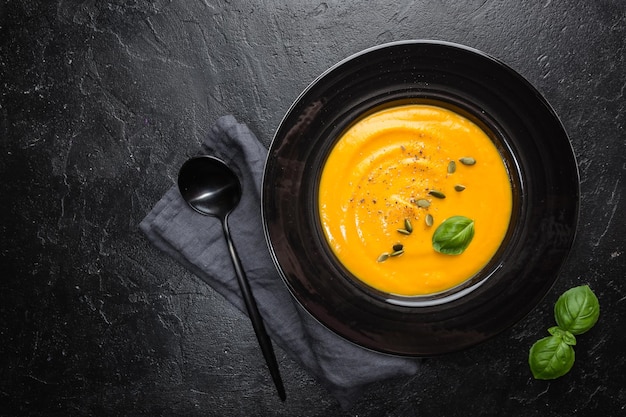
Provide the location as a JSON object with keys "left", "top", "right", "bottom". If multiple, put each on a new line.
{"left": 318, "top": 104, "right": 512, "bottom": 296}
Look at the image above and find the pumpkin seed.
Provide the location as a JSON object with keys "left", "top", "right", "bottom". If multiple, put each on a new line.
{"left": 425, "top": 213, "right": 434, "bottom": 227}
{"left": 428, "top": 190, "right": 446, "bottom": 199}
{"left": 416, "top": 199, "right": 431, "bottom": 208}
{"left": 454, "top": 184, "right": 466, "bottom": 192}
{"left": 390, "top": 249, "right": 405, "bottom": 257}
{"left": 392, "top": 243, "right": 404, "bottom": 252}
{"left": 404, "top": 218, "right": 413, "bottom": 233}
{"left": 397, "top": 228, "right": 411, "bottom": 235}
{"left": 447, "top": 160, "right": 456, "bottom": 174}
{"left": 459, "top": 157, "right": 476, "bottom": 165}
{"left": 377, "top": 253, "right": 390, "bottom": 262}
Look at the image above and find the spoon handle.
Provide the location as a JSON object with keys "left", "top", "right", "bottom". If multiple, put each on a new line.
{"left": 221, "top": 219, "right": 286, "bottom": 401}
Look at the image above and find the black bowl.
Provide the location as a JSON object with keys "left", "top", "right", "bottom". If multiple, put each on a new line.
{"left": 261, "top": 40, "right": 579, "bottom": 356}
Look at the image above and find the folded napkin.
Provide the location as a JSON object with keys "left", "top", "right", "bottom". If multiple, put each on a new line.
{"left": 139, "top": 115, "right": 420, "bottom": 408}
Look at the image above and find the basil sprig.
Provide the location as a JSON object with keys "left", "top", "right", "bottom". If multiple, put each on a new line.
{"left": 528, "top": 285, "right": 600, "bottom": 380}
{"left": 432, "top": 215, "right": 475, "bottom": 255}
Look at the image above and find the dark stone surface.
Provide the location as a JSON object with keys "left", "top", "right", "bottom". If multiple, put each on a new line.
{"left": 1, "top": 1, "right": 625, "bottom": 416}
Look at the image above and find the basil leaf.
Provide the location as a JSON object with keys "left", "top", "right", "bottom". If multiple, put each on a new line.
{"left": 554, "top": 285, "right": 600, "bottom": 335}
{"left": 432, "top": 215, "right": 475, "bottom": 255}
{"left": 528, "top": 335, "right": 576, "bottom": 380}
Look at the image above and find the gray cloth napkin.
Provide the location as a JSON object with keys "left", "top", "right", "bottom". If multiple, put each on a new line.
{"left": 139, "top": 115, "right": 420, "bottom": 408}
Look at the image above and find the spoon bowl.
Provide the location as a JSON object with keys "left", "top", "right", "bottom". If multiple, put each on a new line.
{"left": 178, "top": 156, "right": 241, "bottom": 219}
{"left": 178, "top": 155, "right": 286, "bottom": 401}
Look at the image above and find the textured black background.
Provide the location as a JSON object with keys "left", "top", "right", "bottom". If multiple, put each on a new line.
{"left": 2, "top": 1, "right": 625, "bottom": 416}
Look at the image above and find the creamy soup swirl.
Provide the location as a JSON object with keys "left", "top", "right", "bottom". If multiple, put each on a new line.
{"left": 318, "top": 104, "right": 513, "bottom": 296}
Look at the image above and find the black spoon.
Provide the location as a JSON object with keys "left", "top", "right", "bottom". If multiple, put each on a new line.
{"left": 178, "top": 155, "right": 286, "bottom": 401}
